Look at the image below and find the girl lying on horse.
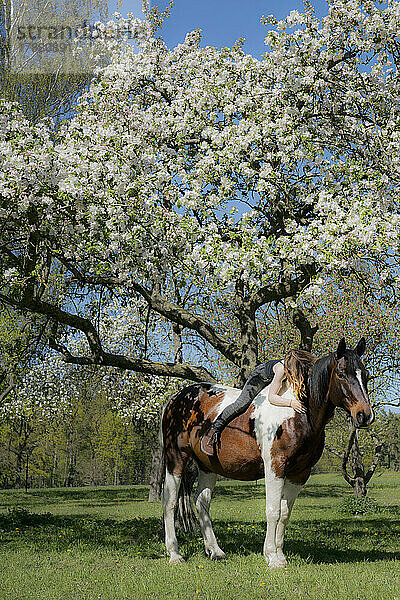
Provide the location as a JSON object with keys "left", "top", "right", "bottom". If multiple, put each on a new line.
{"left": 200, "top": 349, "right": 316, "bottom": 456}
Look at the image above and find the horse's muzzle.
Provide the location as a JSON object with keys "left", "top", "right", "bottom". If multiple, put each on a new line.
{"left": 355, "top": 409, "right": 374, "bottom": 428}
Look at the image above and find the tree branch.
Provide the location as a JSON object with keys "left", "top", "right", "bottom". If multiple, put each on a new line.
{"left": 140, "top": 288, "right": 241, "bottom": 364}
{"left": 0, "top": 293, "right": 217, "bottom": 383}
{"left": 250, "top": 266, "right": 316, "bottom": 310}
{"left": 0, "top": 373, "right": 16, "bottom": 403}
{"left": 324, "top": 444, "right": 343, "bottom": 460}
{"left": 341, "top": 427, "right": 357, "bottom": 487}
{"left": 326, "top": 48, "right": 359, "bottom": 71}
{"left": 52, "top": 255, "right": 242, "bottom": 365}
{"left": 291, "top": 307, "right": 319, "bottom": 351}
{"left": 49, "top": 336, "right": 216, "bottom": 382}
{"left": 0, "top": 292, "right": 111, "bottom": 364}
{"left": 365, "top": 434, "right": 384, "bottom": 484}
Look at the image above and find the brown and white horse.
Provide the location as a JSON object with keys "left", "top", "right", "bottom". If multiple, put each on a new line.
{"left": 161, "top": 338, "right": 374, "bottom": 568}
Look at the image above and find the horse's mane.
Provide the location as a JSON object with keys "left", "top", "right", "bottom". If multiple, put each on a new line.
{"left": 309, "top": 349, "right": 364, "bottom": 407}
{"left": 308, "top": 354, "right": 334, "bottom": 407}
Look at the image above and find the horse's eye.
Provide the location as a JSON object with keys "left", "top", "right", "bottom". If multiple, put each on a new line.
{"left": 336, "top": 369, "right": 345, "bottom": 379}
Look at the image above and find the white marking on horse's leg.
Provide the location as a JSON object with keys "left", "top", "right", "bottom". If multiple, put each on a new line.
{"left": 263, "top": 470, "right": 286, "bottom": 569}
{"left": 253, "top": 384, "right": 298, "bottom": 566}
{"left": 275, "top": 480, "right": 302, "bottom": 564}
{"left": 194, "top": 470, "right": 226, "bottom": 560}
{"left": 163, "top": 470, "right": 185, "bottom": 564}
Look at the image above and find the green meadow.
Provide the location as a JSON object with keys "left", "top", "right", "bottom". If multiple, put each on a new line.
{"left": 0, "top": 473, "right": 398, "bottom": 600}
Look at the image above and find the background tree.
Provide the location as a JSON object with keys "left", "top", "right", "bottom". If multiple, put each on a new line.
{"left": 380, "top": 412, "right": 400, "bottom": 471}
{"left": 0, "top": 348, "right": 158, "bottom": 488}
{"left": 1, "top": 1, "right": 400, "bottom": 387}
{"left": 0, "top": 0, "right": 110, "bottom": 124}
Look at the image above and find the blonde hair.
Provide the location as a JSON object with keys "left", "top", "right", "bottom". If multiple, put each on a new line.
{"left": 283, "top": 349, "right": 316, "bottom": 401}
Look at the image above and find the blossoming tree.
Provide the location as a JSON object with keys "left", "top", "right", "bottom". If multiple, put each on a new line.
{"left": 1, "top": 0, "right": 400, "bottom": 395}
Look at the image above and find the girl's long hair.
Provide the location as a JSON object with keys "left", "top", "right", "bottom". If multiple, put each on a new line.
{"left": 283, "top": 349, "right": 316, "bottom": 402}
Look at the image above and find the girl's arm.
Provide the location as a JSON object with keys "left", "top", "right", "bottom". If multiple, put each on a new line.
{"left": 268, "top": 362, "right": 306, "bottom": 413}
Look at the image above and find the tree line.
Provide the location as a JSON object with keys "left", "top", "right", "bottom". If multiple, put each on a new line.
{"left": 0, "top": 381, "right": 398, "bottom": 492}
{"left": 0, "top": 377, "right": 155, "bottom": 490}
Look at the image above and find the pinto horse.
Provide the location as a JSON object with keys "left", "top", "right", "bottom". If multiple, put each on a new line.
{"left": 161, "top": 338, "right": 374, "bottom": 568}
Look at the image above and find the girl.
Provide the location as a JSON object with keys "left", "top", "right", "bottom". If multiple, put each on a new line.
{"left": 200, "top": 349, "right": 316, "bottom": 456}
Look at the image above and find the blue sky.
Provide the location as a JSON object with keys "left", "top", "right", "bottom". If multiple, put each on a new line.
{"left": 109, "top": 0, "right": 332, "bottom": 58}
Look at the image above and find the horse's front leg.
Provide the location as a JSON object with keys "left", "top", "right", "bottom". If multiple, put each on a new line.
{"left": 275, "top": 480, "right": 303, "bottom": 565}
{"left": 263, "top": 471, "right": 286, "bottom": 568}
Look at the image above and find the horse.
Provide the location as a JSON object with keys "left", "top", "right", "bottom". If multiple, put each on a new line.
{"left": 161, "top": 338, "right": 374, "bottom": 568}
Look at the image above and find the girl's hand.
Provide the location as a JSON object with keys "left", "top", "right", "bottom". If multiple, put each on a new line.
{"left": 290, "top": 398, "right": 306, "bottom": 413}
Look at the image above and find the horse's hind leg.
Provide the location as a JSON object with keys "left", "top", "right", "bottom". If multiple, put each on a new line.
{"left": 163, "top": 470, "right": 185, "bottom": 564}
{"left": 194, "top": 470, "right": 226, "bottom": 560}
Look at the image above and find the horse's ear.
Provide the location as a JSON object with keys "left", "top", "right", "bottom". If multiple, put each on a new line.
{"left": 336, "top": 338, "right": 346, "bottom": 359}
{"left": 355, "top": 337, "right": 366, "bottom": 356}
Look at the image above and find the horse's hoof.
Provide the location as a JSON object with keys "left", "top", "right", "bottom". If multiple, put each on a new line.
{"left": 268, "top": 561, "right": 287, "bottom": 569}
{"left": 267, "top": 556, "right": 287, "bottom": 569}
{"left": 169, "top": 554, "right": 185, "bottom": 565}
{"left": 210, "top": 551, "right": 226, "bottom": 561}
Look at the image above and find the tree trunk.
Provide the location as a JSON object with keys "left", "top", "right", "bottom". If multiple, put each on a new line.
{"left": 15, "top": 445, "right": 24, "bottom": 488}
{"left": 64, "top": 450, "right": 76, "bottom": 487}
{"left": 25, "top": 453, "right": 29, "bottom": 493}
{"left": 63, "top": 430, "right": 71, "bottom": 486}
{"left": 113, "top": 458, "right": 119, "bottom": 486}
{"left": 340, "top": 422, "right": 383, "bottom": 498}
{"left": 237, "top": 301, "right": 258, "bottom": 386}
{"left": 291, "top": 307, "right": 318, "bottom": 352}
{"left": 50, "top": 446, "right": 57, "bottom": 488}
{"left": 353, "top": 476, "right": 367, "bottom": 497}
{"left": 349, "top": 430, "right": 367, "bottom": 498}
{"left": 148, "top": 436, "right": 164, "bottom": 501}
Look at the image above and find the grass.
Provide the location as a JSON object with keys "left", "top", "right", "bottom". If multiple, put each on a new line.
{"left": 0, "top": 473, "right": 399, "bottom": 600}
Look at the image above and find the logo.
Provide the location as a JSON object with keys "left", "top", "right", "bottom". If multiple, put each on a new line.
{"left": 2, "top": 0, "right": 144, "bottom": 74}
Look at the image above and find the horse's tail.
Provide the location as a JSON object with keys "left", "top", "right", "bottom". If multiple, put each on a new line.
{"left": 159, "top": 400, "right": 167, "bottom": 481}
{"left": 176, "top": 459, "right": 199, "bottom": 533}
{"left": 159, "top": 401, "right": 166, "bottom": 464}
{"left": 160, "top": 388, "right": 199, "bottom": 533}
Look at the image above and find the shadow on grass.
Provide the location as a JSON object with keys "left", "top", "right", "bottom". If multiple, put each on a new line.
{"left": 213, "top": 482, "right": 265, "bottom": 501}
{"left": 213, "top": 481, "right": 346, "bottom": 501}
{"left": 210, "top": 514, "right": 400, "bottom": 565}
{"left": 0, "top": 508, "right": 165, "bottom": 558}
{"left": 1, "top": 506, "right": 399, "bottom": 565}
{"left": 286, "top": 539, "right": 400, "bottom": 565}
{"left": 0, "top": 479, "right": 348, "bottom": 511}
{"left": 0, "top": 486, "right": 149, "bottom": 509}
{"left": 293, "top": 484, "right": 347, "bottom": 499}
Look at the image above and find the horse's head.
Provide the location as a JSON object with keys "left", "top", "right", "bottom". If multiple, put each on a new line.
{"left": 328, "top": 337, "right": 374, "bottom": 428}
